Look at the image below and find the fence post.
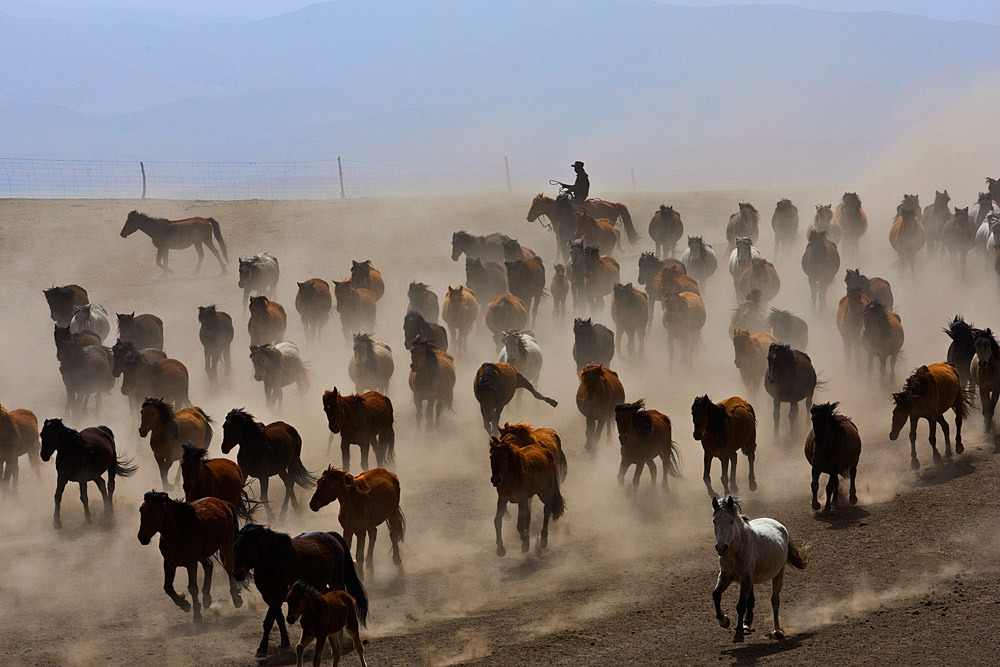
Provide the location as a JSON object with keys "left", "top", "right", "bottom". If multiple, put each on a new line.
{"left": 338, "top": 156, "right": 345, "bottom": 200}
{"left": 140, "top": 161, "right": 147, "bottom": 199}
{"left": 504, "top": 156, "right": 512, "bottom": 194}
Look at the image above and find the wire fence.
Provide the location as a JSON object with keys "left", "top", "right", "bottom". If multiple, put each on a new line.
{"left": 0, "top": 157, "right": 513, "bottom": 200}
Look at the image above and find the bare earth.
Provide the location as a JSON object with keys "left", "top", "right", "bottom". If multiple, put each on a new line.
{"left": 1, "top": 192, "right": 998, "bottom": 666}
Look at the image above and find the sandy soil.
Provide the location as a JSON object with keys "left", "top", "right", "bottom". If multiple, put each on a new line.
{"left": 1, "top": 190, "right": 999, "bottom": 666}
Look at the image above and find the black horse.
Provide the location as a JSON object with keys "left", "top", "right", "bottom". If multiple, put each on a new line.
{"left": 403, "top": 310, "right": 448, "bottom": 351}
{"left": 572, "top": 317, "right": 615, "bottom": 372}
{"left": 765, "top": 343, "right": 817, "bottom": 438}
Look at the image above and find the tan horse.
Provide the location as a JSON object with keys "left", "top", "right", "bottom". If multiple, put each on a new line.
{"left": 732, "top": 329, "right": 777, "bottom": 393}
{"left": 576, "top": 363, "right": 626, "bottom": 450}
{"left": 889, "top": 207, "right": 926, "bottom": 273}
{"left": 333, "top": 280, "right": 377, "bottom": 342}
{"left": 691, "top": 395, "right": 758, "bottom": 496}
{"left": 442, "top": 285, "right": 478, "bottom": 354}
{"left": 0, "top": 404, "right": 40, "bottom": 492}
{"left": 662, "top": 290, "right": 706, "bottom": 365}
{"left": 139, "top": 397, "right": 213, "bottom": 491}
{"left": 614, "top": 400, "right": 680, "bottom": 490}
{"left": 248, "top": 296, "right": 287, "bottom": 346}
{"left": 736, "top": 258, "right": 780, "bottom": 304}
{"left": 575, "top": 210, "right": 620, "bottom": 256}
{"left": 120, "top": 211, "right": 228, "bottom": 273}
{"left": 861, "top": 301, "right": 904, "bottom": 385}
{"left": 348, "top": 260, "right": 385, "bottom": 301}
{"left": 836, "top": 286, "right": 870, "bottom": 366}
{"left": 485, "top": 294, "right": 528, "bottom": 344}
{"left": 890, "top": 363, "right": 969, "bottom": 469}
{"left": 408, "top": 337, "right": 456, "bottom": 427}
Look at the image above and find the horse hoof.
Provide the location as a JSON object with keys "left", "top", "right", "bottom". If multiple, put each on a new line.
{"left": 232, "top": 595, "right": 243, "bottom": 609}
{"left": 53, "top": 521, "right": 62, "bottom": 530}
{"left": 203, "top": 594, "right": 213, "bottom": 608}
{"left": 956, "top": 442, "right": 964, "bottom": 454}
{"left": 718, "top": 615, "right": 730, "bottom": 629}
{"left": 255, "top": 648, "right": 268, "bottom": 658}
{"left": 497, "top": 546, "right": 506, "bottom": 557}
{"left": 393, "top": 555, "right": 402, "bottom": 566}
{"left": 732, "top": 633, "right": 744, "bottom": 643}
{"left": 910, "top": 459, "right": 920, "bottom": 471}
{"left": 178, "top": 599, "right": 191, "bottom": 613}
{"left": 193, "top": 613, "right": 203, "bottom": 624}
{"left": 811, "top": 501, "right": 821, "bottom": 511}
{"left": 933, "top": 455, "right": 943, "bottom": 466}
{"left": 521, "top": 542, "right": 530, "bottom": 553}
{"left": 849, "top": 495, "right": 858, "bottom": 506}
{"left": 748, "top": 481, "right": 757, "bottom": 492}
{"left": 771, "top": 629, "right": 785, "bottom": 640}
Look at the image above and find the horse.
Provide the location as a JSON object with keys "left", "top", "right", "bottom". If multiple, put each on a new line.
{"left": 890, "top": 363, "right": 969, "bottom": 469}
{"left": 971, "top": 328, "right": 1000, "bottom": 432}
{"left": 730, "top": 290, "right": 767, "bottom": 337}
{"left": 736, "top": 258, "right": 780, "bottom": 304}
{"left": 680, "top": 236, "right": 719, "bottom": 283}
{"left": 710, "top": 496, "right": 806, "bottom": 643}
{"left": 310, "top": 466, "right": 405, "bottom": 576}
{"left": 465, "top": 258, "right": 507, "bottom": 315}
{"left": 248, "top": 295, "right": 288, "bottom": 346}
{"left": 485, "top": 294, "right": 528, "bottom": 345}
{"left": 285, "top": 582, "right": 369, "bottom": 667}
{"left": 503, "top": 238, "right": 537, "bottom": 262}
{"left": 611, "top": 283, "right": 649, "bottom": 356}
{"left": 39, "top": 418, "right": 136, "bottom": 529}
{"left": 121, "top": 351, "right": 190, "bottom": 410}
{"left": 944, "top": 315, "right": 978, "bottom": 390}
{"left": 582, "top": 198, "right": 639, "bottom": 245}
{"left": 576, "top": 363, "right": 625, "bottom": 450}
{"left": 649, "top": 204, "right": 684, "bottom": 257}
{"left": 732, "top": 330, "right": 777, "bottom": 394}
{"left": 402, "top": 310, "right": 448, "bottom": 352}
{"left": 116, "top": 312, "right": 164, "bottom": 352}
{"left": 112, "top": 340, "right": 167, "bottom": 414}
{"left": 348, "top": 333, "right": 394, "bottom": 394}
{"left": 650, "top": 263, "right": 700, "bottom": 300}
{"left": 579, "top": 245, "right": 620, "bottom": 312}
{"left": 844, "top": 268, "right": 893, "bottom": 310}
{"left": 662, "top": 290, "right": 707, "bottom": 366}
{"left": 198, "top": 305, "right": 234, "bottom": 382}
{"left": 474, "top": 362, "right": 557, "bottom": 435}
{"left": 238, "top": 252, "right": 280, "bottom": 307}
{"left": 489, "top": 436, "right": 566, "bottom": 556}
{"left": 575, "top": 210, "right": 619, "bottom": 256}
{"left": 889, "top": 207, "right": 926, "bottom": 273}
{"left": 347, "top": 260, "right": 385, "bottom": 301}
{"left": 0, "top": 404, "right": 40, "bottom": 492}
{"left": 56, "top": 339, "right": 115, "bottom": 417}
{"left": 835, "top": 192, "right": 867, "bottom": 256}
{"left": 804, "top": 403, "right": 861, "bottom": 512}
{"left": 54, "top": 324, "right": 101, "bottom": 356}
{"left": 767, "top": 308, "right": 808, "bottom": 350}
{"left": 498, "top": 329, "right": 543, "bottom": 386}
{"left": 572, "top": 317, "right": 615, "bottom": 372}
{"left": 771, "top": 199, "right": 799, "bottom": 257}
{"left": 726, "top": 203, "right": 760, "bottom": 253}
{"left": 728, "top": 237, "right": 761, "bottom": 286}
{"left": 497, "top": 422, "right": 568, "bottom": 481}
{"left": 333, "top": 280, "right": 376, "bottom": 342}
{"left": 801, "top": 229, "right": 840, "bottom": 310}
{"left": 442, "top": 285, "right": 479, "bottom": 354}
{"left": 566, "top": 240, "right": 587, "bottom": 310}
{"left": 836, "top": 287, "right": 869, "bottom": 366}
{"left": 812, "top": 204, "right": 842, "bottom": 245}
{"left": 408, "top": 336, "right": 456, "bottom": 427}
{"left": 180, "top": 444, "right": 251, "bottom": 521}
{"left": 989, "top": 176, "right": 1000, "bottom": 207}
{"left": 295, "top": 279, "right": 333, "bottom": 344}
{"left": 614, "top": 400, "right": 680, "bottom": 491}
{"left": 407, "top": 281, "right": 439, "bottom": 323}
{"left": 942, "top": 207, "right": 976, "bottom": 276}
{"left": 551, "top": 264, "right": 569, "bottom": 320}
{"left": 250, "top": 342, "right": 310, "bottom": 409}
{"left": 527, "top": 194, "right": 576, "bottom": 260}
{"left": 322, "top": 388, "right": 395, "bottom": 471}
{"left": 638, "top": 252, "right": 685, "bottom": 292}
{"left": 505, "top": 257, "right": 546, "bottom": 325}
{"left": 923, "top": 190, "right": 951, "bottom": 254}
{"left": 451, "top": 230, "right": 509, "bottom": 264}
{"left": 120, "top": 211, "right": 228, "bottom": 273}
{"left": 765, "top": 344, "right": 817, "bottom": 438}
{"left": 221, "top": 409, "right": 314, "bottom": 520}
{"left": 897, "top": 193, "right": 922, "bottom": 218}
{"left": 70, "top": 303, "right": 110, "bottom": 341}
{"left": 861, "top": 301, "right": 904, "bottom": 386}
{"left": 139, "top": 397, "right": 213, "bottom": 490}
{"left": 232, "top": 524, "right": 367, "bottom": 658}
{"left": 691, "top": 395, "right": 757, "bottom": 496}
{"left": 43, "top": 284, "right": 88, "bottom": 327}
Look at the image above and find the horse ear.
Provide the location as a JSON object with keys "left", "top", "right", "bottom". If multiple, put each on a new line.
{"left": 725, "top": 496, "right": 735, "bottom": 508}
{"left": 332, "top": 387, "right": 339, "bottom": 398}
{"left": 712, "top": 497, "right": 720, "bottom": 511}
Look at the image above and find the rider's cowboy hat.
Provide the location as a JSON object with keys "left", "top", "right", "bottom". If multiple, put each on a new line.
{"left": 571, "top": 161, "right": 585, "bottom": 168}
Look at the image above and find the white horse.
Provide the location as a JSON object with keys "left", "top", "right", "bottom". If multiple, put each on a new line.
{"left": 69, "top": 303, "right": 110, "bottom": 341}
{"left": 711, "top": 496, "right": 806, "bottom": 643}
{"left": 728, "top": 236, "right": 762, "bottom": 278}
{"left": 976, "top": 212, "right": 1000, "bottom": 255}
{"left": 498, "top": 329, "right": 542, "bottom": 386}
{"left": 348, "top": 332, "right": 394, "bottom": 394}
{"left": 238, "top": 252, "right": 280, "bottom": 308}
{"left": 680, "top": 236, "right": 718, "bottom": 283}
{"left": 249, "top": 341, "right": 309, "bottom": 408}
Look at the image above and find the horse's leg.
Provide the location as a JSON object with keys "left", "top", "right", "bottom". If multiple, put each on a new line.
{"left": 928, "top": 417, "right": 942, "bottom": 465}
{"left": 257, "top": 604, "right": 278, "bottom": 657}
{"left": 632, "top": 461, "right": 643, "bottom": 489}
{"left": 849, "top": 465, "right": 858, "bottom": 505}
{"left": 810, "top": 467, "right": 821, "bottom": 511}
{"left": 989, "top": 389, "right": 1000, "bottom": 434}
{"left": 413, "top": 396, "right": 423, "bottom": 428}
{"left": 163, "top": 562, "right": 191, "bottom": 612}
{"left": 713, "top": 572, "right": 734, "bottom": 628}
{"left": 649, "top": 459, "right": 660, "bottom": 489}
{"left": 538, "top": 494, "right": 552, "bottom": 554}
{"left": 313, "top": 634, "right": 328, "bottom": 667}
{"left": 205, "top": 238, "right": 224, "bottom": 270}
{"left": 772, "top": 396, "right": 781, "bottom": 438}
{"left": 937, "top": 415, "right": 952, "bottom": 457}
{"left": 295, "top": 631, "right": 314, "bottom": 667}
{"left": 720, "top": 456, "right": 731, "bottom": 497}
{"left": 585, "top": 417, "right": 595, "bottom": 451}
{"left": 770, "top": 568, "right": 785, "bottom": 639}
{"left": 93, "top": 476, "right": 110, "bottom": 518}
{"left": 702, "top": 451, "right": 715, "bottom": 497}
{"left": 366, "top": 526, "right": 377, "bottom": 575}
{"left": 789, "top": 399, "right": 799, "bottom": 433}
{"left": 193, "top": 241, "right": 205, "bottom": 274}
{"left": 729, "top": 454, "right": 739, "bottom": 495}
{"left": 733, "top": 578, "right": 751, "bottom": 642}
{"left": 259, "top": 476, "right": 274, "bottom": 520}
{"left": 909, "top": 416, "right": 920, "bottom": 470}
{"left": 825, "top": 473, "right": 838, "bottom": 511}
{"left": 275, "top": 604, "right": 291, "bottom": 649}
{"left": 79, "top": 480, "right": 92, "bottom": 524}
{"left": 161, "top": 249, "right": 172, "bottom": 274}
{"left": 278, "top": 470, "right": 295, "bottom": 518}
{"left": 517, "top": 500, "right": 531, "bottom": 553}
{"left": 494, "top": 497, "right": 507, "bottom": 557}
{"left": 53, "top": 475, "right": 67, "bottom": 529}
{"left": 156, "top": 456, "right": 171, "bottom": 491}
{"left": 340, "top": 439, "right": 352, "bottom": 471}
{"left": 360, "top": 440, "right": 371, "bottom": 472}
{"left": 617, "top": 460, "right": 628, "bottom": 486}
{"left": 200, "top": 558, "right": 213, "bottom": 610}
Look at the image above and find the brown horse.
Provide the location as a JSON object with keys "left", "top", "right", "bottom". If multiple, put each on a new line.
{"left": 584, "top": 199, "right": 639, "bottom": 245}
{"left": 662, "top": 290, "right": 706, "bottom": 365}
{"left": 248, "top": 295, "right": 288, "bottom": 346}
{"left": 638, "top": 252, "right": 685, "bottom": 305}
{"left": 112, "top": 339, "right": 167, "bottom": 415}
{"left": 942, "top": 206, "right": 976, "bottom": 276}
{"left": 861, "top": 301, "right": 904, "bottom": 385}
{"left": 944, "top": 315, "right": 979, "bottom": 390}
{"left": 221, "top": 409, "right": 314, "bottom": 520}
{"left": 474, "top": 362, "right": 557, "bottom": 435}
{"left": 729, "top": 289, "right": 766, "bottom": 336}
{"left": 505, "top": 257, "right": 546, "bottom": 326}
{"left": 650, "top": 262, "right": 700, "bottom": 300}
{"left": 117, "top": 312, "right": 164, "bottom": 351}
{"left": 812, "top": 204, "right": 842, "bottom": 244}
{"left": 120, "top": 211, "right": 228, "bottom": 273}
{"left": 407, "top": 281, "right": 440, "bottom": 323}
{"left": 295, "top": 279, "right": 333, "bottom": 343}
{"left": 581, "top": 246, "right": 620, "bottom": 311}
{"left": 804, "top": 403, "right": 861, "bottom": 512}
{"left": 489, "top": 437, "right": 566, "bottom": 557}
{"left": 732, "top": 329, "right": 777, "bottom": 393}
{"left": 889, "top": 206, "right": 926, "bottom": 273}
{"left": 765, "top": 343, "right": 817, "bottom": 438}
{"left": 801, "top": 229, "right": 840, "bottom": 310}
{"left": 971, "top": 329, "right": 1000, "bottom": 432}
{"left": 322, "top": 388, "right": 395, "bottom": 471}
{"left": 614, "top": 400, "right": 680, "bottom": 490}
{"left": 845, "top": 269, "right": 893, "bottom": 310}
{"left": 310, "top": 466, "right": 405, "bottom": 575}
{"left": 690, "top": 395, "right": 757, "bottom": 496}
{"left": 465, "top": 258, "right": 508, "bottom": 314}
{"left": 836, "top": 287, "right": 870, "bottom": 366}
{"left": 890, "top": 363, "right": 969, "bottom": 469}
{"left": 726, "top": 203, "right": 760, "bottom": 253}
{"left": 576, "top": 363, "right": 626, "bottom": 450}
{"left": 736, "top": 258, "right": 780, "bottom": 304}
{"left": 180, "top": 443, "right": 250, "bottom": 519}
{"left": 835, "top": 192, "right": 868, "bottom": 256}
{"left": 573, "top": 317, "right": 615, "bottom": 371}
{"left": 40, "top": 418, "right": 137, "bottom": 529}
{"left": 485, "top": 294, "right": 529, "bottom": 344}
{"left": 551, "top": 264, "right": 569, "bottom": 320}
{"left": 348, "top": 260, "right": 385, "bottom": 301}
{"left": 442, "top": 285, "right": 479, "bottom": 354}
{"left": 451, "top": 230, "right": 510, "bottom": 264}
{"left": 649, "top": 204, "right": 684, "bottom": 258}
{"left": 139, "top": 397, "right": 213, "bottom": 490}
{"left": 198, "top": 305, "right": 234, "bottom": 382}
{"left": 57, "top": 338, "right": 115, "bottom": 417}
{"left": 122, "top": 351, "right": 190, "bottom": 409}
{"left": 403, "top": 311, "right": 448, "bottom": 352}
{"left": 0, "top": 404, "right": 40, "bottom": 492}
{"left": 503, "top": 238, "right": 537, "bottom": 261}
{"left": 285, "top": 583, "right": 369, "bottom": 667}
{"left": 611, "top": 282, "right": 649, "bottom": 355}
{"left": 497, "top": 422, "right": 568, "bottom": 481}
{"left": 771, "top": 199, "right": 799, "bottom": 257}
{"left": 54, "top": 324, "right": 101, "bottom": 358}
{"left": 44, "top": 284, "right": 89, "bottom": 327}
{"left": 333, "top": 280, "right": 377, "bottom": 341}
{"left": 137, "top": 492, "right": 243, "bottom": 623}
{"left": 575, "top": 210, "right": 620, "bottom": 256}
{"left": 767, "top": 308, "right": 809, "bottom": 350}
{"left": 408, "top": 337, "right": 456, "bottom": 427}
{"left": 527, "top": 193, "right": 577, "bottom": 260}
{"left": 923, "top": 190, "right": 951, "bottom": 255}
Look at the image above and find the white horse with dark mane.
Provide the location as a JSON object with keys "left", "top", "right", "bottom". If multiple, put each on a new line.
{"left": 70, "top": 303, "right": 111, "bottom": 341}
{"left": 728, "top": 236, "right": 761, "bottom": 278}
{"left": 711, "top": 496, "right": 806, "bottom": 643}
{"left": 238, "top": 252, "right": 280, "bottom": 308}
{"left": 348, "top": 332, "right": 394, "bottom": 394}
{"left": 681, "top": 236, "right": 718, "bottom": 283}
{"left": 498, "top": 329, "right": 542, "bottom": 386}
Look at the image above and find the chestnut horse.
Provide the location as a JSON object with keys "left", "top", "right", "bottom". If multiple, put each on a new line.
{"left": 295, "top": 278, "right": 333, "bottom": 343}
{"left": 117, "top": 312, "right": 164, "bottom": 351}
{"left": 122, "top": 350, "right": 190, "bottom": 409}
{"left": 638, "top": 252, "right": 684, "bottom": 304}
{"left": 349, "top": 333, "right": 394, "bottom": 394}
{"left": 845, "top": 268, "right": 893, "bottom": 310}
{"left": 442, "top": 285, "right": 479, "bottom": 354}
{"left": 333, "top": 280, "right": 377, "bottom": 342}
{"left": 497, "top": 422, "right": 568, "bottom": 481}
{"left": 0, "top": 404, "right": 40, "bottom": 492}
{"left": 890, "top": 363, "right": 969, "bottom": 469}
{"left": 310, "top": 466, "right": 405, "bottom": 575}
{"left": 889, "top": 207, "right": 925, "bottom": 273}
{"left": 662, "top": 290, "right": 707, "bottom": 366}
{"left": 581, "top": 246, "right": 620, "bottom": 311}
{"left": 248, "top": 295, "right": 288, "bottom": 346}
{"left": 611, "top": 282, "right": 649, "bottom": 355}
{"left": 691, "top": 395, "right": 757, "bottom": 496}
{"left": 835, "top": 192, "right": 868, "bottom": 256}
{"left": 584, "top": 198, "right": 639, "bottom": 245}
{"left": 614, "top": 400, "right": 680, "bottom": 490}
{"left": 485, "top": 294, "right": 528, "bottom": 345}
{"left": 575, "top": 210, "right": 619, "bottom": 256}
{"left": 503, "top": 238, "right": 537, "bottom": 262}
{"left": 649, "top": 204, "right": 684, "bottom": 258}
{"left": 505, "top": 258, "right": 546, "bottom": 326}
{"left": 861, "top": 301, "right": 904, "bottom": 386}
{"left": 348, "top": 260, "right": 385, "bottom": 301}
{"left": 120, "top": 211, "right": 228, "bottom": 273}
{"left": 44, "top": 284, "right": 88, "bottom": 327}
{"left": 576, "top": 363, "right": 626, "bottom": 450}
{"left": 137, "top": 492, "right": 243, "bottom": 623}
{"left": 804, "top": 403, "right": 861, "bottom": 512}
{"left": 771, "top": 199, "right": 799, "bottom": 257}
{"left": 285, "top": 582, "right": 369, "bottom": 667}
{"left": 474, "top": 362, "right": 557, "bottom": 435}
{"left": 180, "top": 443, "right": 251, "bottom": 521}
{"left": 408, "top": 337, "right": 456, "bottom": 427}
{"left": 732, "top": 329, "right": 777, "bottom": 393}
{"left": 650, "top": 263, "right": 700, "bottom": 300}
{"left": 139, "top": 397, "right": 213, "bottom": 490}
{"left": 198, "top": 305, "right": 234, "bottom": 382}
{"left": 322, "top": 388, "right": 395, "bottom": 471}
{"left": 836, "top": 287, "right": 869, "bottom": 366}
{"left": 736, "top": 258, "right": 780, "bottom": 304}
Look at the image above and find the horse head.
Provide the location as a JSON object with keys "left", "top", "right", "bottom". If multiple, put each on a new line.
{"left": 310, "top": 466, "right": 349, "bottom": 512}
{"left": 180, "top": 443, "right": 209, "bottom": 494}
{"left": 249, "top": 344, "right": 278, "bottom": 381}
{"left": 488, "top": 436, "right": 516, "bottom": 487}
{"left": 137, "top": 490, "right": 171, "bottom": 545}
{"left": 975, "top": 329, "right": 997, "bottom": 367}
{"left": 409, "top": 336, "right": 437, "bottom": 372}
{"left": 221, "top": 408, "right": 257, "bottom": 454}
{"left": 614, "top": 399, "right": 649, "bottom": 446}
{"left": 248, "top": 295, "right": 270, "bottom": 313}
{"left": 138, "top": 396, "right": 169, "bottom": 438}
{"left": 711, "top": 496, "right": 746, "bottom": 556}
{"left": 233, "top": 523, "right": 283, "bottom": 581}
{"left": 322, "top": 388, "right": 347, "bottom": 434}
{"left": 120, "top": 210, "right": 142, "bottom": 238}
{"left": 39, "top": 418, "right": 73, "bottom": 461}
{"left": 766, "top": 343, "right": 796, "bottom": 384}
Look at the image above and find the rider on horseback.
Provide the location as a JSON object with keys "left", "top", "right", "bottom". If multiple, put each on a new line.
{"left": 559, "top": 161, "right": 589, "bottom": 206}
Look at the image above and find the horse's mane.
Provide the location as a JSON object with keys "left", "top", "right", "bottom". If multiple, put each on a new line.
{"left": 226, "top": 408, "right": 263, "bottom": 434}
{"left": 143, "top": 397, "right": 176, "bottom": 424}
{"left": 353, "top": 332, "right": 374, "bottom": 350}
{"left": 776, "top": 198, "right": 793, "bottom": 208}
{"left": 745, "top": 289, "right": 762, "bottom": 305}
{"left": 659, "top": 204, "right": 669, "bottom": 215}
{"left": 807, "top": 228, "right": 829, "bottom": 244}
{"left": 944, "top": 315, "right": 975, "bottom": 341}
{"left": 43, "top": 418, "right": 84, "bottom": 448}
{"left": 143, "top": 490, "right": 197, "bottom": 518}
{"left": 238, "top": 523, "right": 293, "bottom": 553}
{"left": 502, "top": 330, "right": 527, "bottom": 357}
{"left": 181, "top": 442, "right": 209, "bottom": 462}
{"left": 131, "top": 211, "right": 167, "bottom": 223}
{"left": 976, "top": 328, "right": 1000, "bottom": 354}
{"left": 404, "top": 310, "right": 427, "bottom": 326}
{"left": 768, "top": 342, "right": 795, "bottom": 361}
{"left": 412, "top": 336, "right": 440, "bottom": 365}
{"left": 842, "top": 192, "right": 861, "bottom": 207}
{"left": 811, "top": 402, "right": 851, "bottom": 432}
{"left": 863, "top": 300, "right": 889, "bottom": 320}
{"left": 290, "top": 578, "right": 323, "bottom": 599}
{"left": 895, "top": 367, "right": 932, "bottom": 407}
{"left": 408, "top": 281, "right": 430, "bottom": 295}
{"left": 740, "top": 203, "right": 760, "bottom": 223}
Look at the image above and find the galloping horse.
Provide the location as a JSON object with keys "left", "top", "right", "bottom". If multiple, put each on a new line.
{"left": 971, "top": 328, "right": 1000, "bottom": 432}
{"left": 812, "top": 204, "right": 842, "bottom": 244}
{"left": 728, "top": 237, "right": 761, "bottom": 285}
{"left": 442, "top": 285, "right": 479, "bottom": 354}
{"left": 474, "top": 362, "right": 557, "bottom": 435}
{"left": 527, "top": 194, "right": 583, "bottom": 261}
{"left": 801, "top": 229, "right": 840, "bottom": 310}
{"left": 680, "top": 236, "right": 719, "bottom": 283}
{"left": 407, "top": 281, "right": 440, "bottom": 323}
{"left": 43, "top": 284, "right": 88, "bottom": 327}
{"left": 285, "top": 583, "right": 369, "bottom": 667}
{"left": 575, "top": 210, "right": 619, "bottom": 256}
{"left": 614, "top": 400, "right": 680, "bottom": 490}
{"left": 942, "top": 207, "right": 977, "bottom": 276}
{"left": 348, "top": 333, "right": 394, "bottom": 394}
{"left": 295, "top": 279, "right": 333, "bottom": 343}
{"left": 348, "top": 260, "right": 385, "bottom": 301}
{"left": 730, "top": 290, "right": 766, "bottom": 336}
{"left": 572, "top": 317, "right": 615, "bottom": 372}
{"left": 248, "top": 295, "right": 287, "bottom": 346}
{"left": 197, "top": 305, "right": 234, "bottom": 382}
{"left": 551, "top": 265, "right": 569, "bottom": 320}
{"left": 70, "top": 303, "right": 110, "bottom": 341}
{"left": 662, "top": 290, "right": 707, "bottom": 365}
{"left": 117, "top": 312, "right": 164, "bottom": 351}
{"left": 139, "top": 397, "right": 213, "bottom": 490}
{"left": 403, "top": 310, "right": 448, "bottom": 351}
{"left": 732, "top": 329, "right": 777, "bottom": 394}
{"left": 250, "top": 342, "right": 310, "bottom": 408}
{"left": 889, "top": 206, "right": 926, "bottom": 273}
{"left": 726, "top": 203, "right": 760, "bottom": 253}
{"left": 845, "top": 268, "right": 893, "bottom": 310}
{"left": 580, "top": 246, "right": 620, "bottom": 312}
{"left": 923, "top": 190, "right": 951, "bottom": 255}
{"left": 771, "top": 199, "right": 799, "bottom": 257}
{"left": 238, "top": 252, "right": 280, "bottom": 306}
{"left": 890, "top": 363, "right": 969, "bottom": 469}
{"left": 736, "top": 258, "right": 780, "bottom": 304}
{"left": 408, "top": 337, "right": 456, "bottom": 427}
{"left": 944, "top": 315, "right": 978, "bottom": 390}
{"left": 322, "top": 388, "right": 395, "bottom": 471}
{"left": 485, "top": 295, "right": 528, "bottom": 345}
{"left": 691, "top": 395, "right": 757, "bottom": 496}
{"left": 649, "top": 204, "right": 684, "bottom": 257}
{"left": 465, "top": 258, "right": 507, "bottom": 315}
{"left": 451, "top": 230, "right": 510, "bottom": 264}
{"left": 120, "top": 211, "right": 228, "bottom": 273}
{"left": 499, "top": 330, "right": 543, "bottom": 386}
{"left": 861, "top": 301, "right": 904, "bottom": 385}
{"left": 576, "top": 363, "right": 626, "bottom": 450}
{"left": 0, "top": 404, "right": 40, "bottom": 492}
{"left": 333, "top": 280, "right": 377, "bottom": 342}
{"left": 836, "top": 287, "right": 869, "bottom": 366}
{"left": 611, "top": 283, "right": 649, "bottom": 356}
{"left": 765, "top": 344, "right": 817, "bottom": 438}
{"left": 804, "top": 403, "right": 862, "bottom": 512}
{"left": 180, "top": 444, "right": 251, "bottom": 520}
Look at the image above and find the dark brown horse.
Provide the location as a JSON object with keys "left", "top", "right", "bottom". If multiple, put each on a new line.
{"left": 614, "top": 400, "right": 680, "bottom": 490}
{"left": 0, "top": 404, "right": 40, "bottom": 492}
{"left": 649, "top": 204, "right": 684, "bottom": 258}
{"left": 844, "top": 269, "right": 893, "bottom": 310}
{"left": 295, "top": 278, "right": 333, "bottom": 343}
{"left": 505, "top": 257, "right": 546, "bottom": 326}
{"left": 198, "top": 305, "right": 234, "bottom": 381}
{"left": 638, "top": 252, "right": 685, "bottom": 306}
{"left": 527, "top": 194, "right": 577, "bottom": 261}
{"left": 180, "top": 443, "right": 251, "bottom": 521}
{"left": 333, "top": 280, "right": 376, "bottom": 342}
{"left": 611, "top": 282, "right": 649, "bottom": 355}
{"left": 503, "top": 238, "right": 537, "bottom": 261}
{"left": 121, "top": 350, "right": 190, "bottom": 410}
{"left": 971, "top": 329, "right": 1000, "bottom": 432}
{"left": 474, "top": 362, "right": 557, "bottom": 435}
{"left": 465, "top": 257, "right": 508, "bottom": 315}
{"left": 572, "top": 317, "right": 615, "bottom": 372}
{"left": 56, "top": 338, "right": 115, "bottom": 417}
{"left": 767, "top": 308, "right": 809, "bottom": 350}
{"left": 801, "top": 229, "right": 840, "bottom": 310}
{"left": 804, "top": 403, "right": 861, "bottom": 512}
{"left": 112, "top": 339, "right": 167, "bottom": 414}
{"left": 43, "top": 284, "right": 89, "bottom": 327}
{"left": 836, "top": 287, "right": 869, "bottom": 366}
{"left": 451, "top": 230, "right": 510, "bottom": 264}
{"left": 923, "top": 190, "right": 951, "bottom": 255}
{"left": 407, "top": 281, "right": 440, "bottom": 323}
{"left": 221, "top": 409, "right": 314, "bottom": 520}
{"left": 407, "top": 337, "right": 456, "bottom": 427}
{"left": 348, "top": 260, "right": 385, "bottom": 301}
{"left": 403, "top": 310, "right": 448, "bottom": 351}
{"left": 944, "top": 315, "right": 978, "bottom": 390}
{"left": 40, "top": 418, "right": 136, "bottom": 529}
{"left": 861, "top": 301, "right": 904, "bottom": 385}
{"left": 248, "top": 295, "right": 288, "bottom": 346}
{"left": 53, "top": 324, "right": 101, "bottom": 358}
{"left": 117, "top": 312, "right": 164, "bottom": 351}
{"left": 765, "top": 343, "right": 817, "bottom": 438}
{"left": 835, "top": 192, "right": 867, "bottom": 256}
{"left": 137, "top": 492, "right": 243, "bottom": 623}
{"left": 120, "top": 211, "right": 227, "bottom": 273}
{"left": 322, "top": 388, "right": 395, "bottom": 471}
{"left": 662, "top": 290, "right": 707, "bottom": 365}
{"left": 691, "top": 395, "right": 757, "bottom": 496}
{"left": 942, "top": 206, "right": 976, "bottom": 276}
{"left": 771, "top": 199, "right": 799, "bottom": 257}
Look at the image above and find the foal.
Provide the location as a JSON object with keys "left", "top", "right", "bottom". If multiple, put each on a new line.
{"left": 286, "top": 581, "right": 369, "bottom": 667}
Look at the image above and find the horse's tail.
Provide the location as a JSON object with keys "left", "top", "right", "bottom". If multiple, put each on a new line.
{"left": 114, "top": 452, "right": 139, "bottom": 478}
{"left": 389, "top": 505, "right": 406, "bottom": 544}
{"left": 290, "top": 457, "right": 316, "bottom": 490}
{"left": 332, "top": 532, "right": 369, "bottom": 627}
{"left": 381, "top": 423, "right": 396, "bottom": 466}
{"left": 666, "top": 440, "right": 682, "bottom": 478}
{"left": 618, "top": 204, "right": 639, "bottom": 245}
{"left": 209, "top": 218, "right": 228, "bottom": 263}
{"left": 558, "top": 448, "right": 568, "bottom": 482}
{"left": 548, "top": 469, "right": 566, "bottom": 521}
{"left": 237, "top": 480, "right": 261, "bottom": 525}
{"left": 198, "top": 409, "right": 214, "bottom": 447}
{"left": 787, "top": 538, "right": 807, "bottom": 569}
{"left": 956, "top": 383, "right": 975, "bottom": 421}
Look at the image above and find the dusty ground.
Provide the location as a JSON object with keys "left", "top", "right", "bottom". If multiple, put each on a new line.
{"left": 1, "top": 190, "right": 999, "bottom": 666}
